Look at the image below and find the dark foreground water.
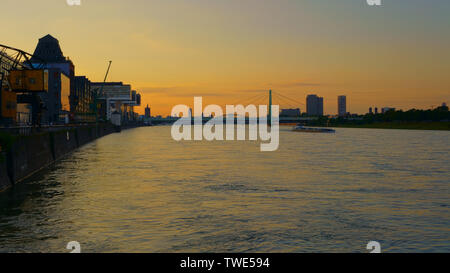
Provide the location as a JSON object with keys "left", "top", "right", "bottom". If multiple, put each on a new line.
{"left": 0, "top": 126, "right": 449, "bottom": 253}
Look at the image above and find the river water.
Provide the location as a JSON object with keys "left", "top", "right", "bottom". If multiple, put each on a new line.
{"left": 0, "top": 126, "right": 449, "bottom": 253}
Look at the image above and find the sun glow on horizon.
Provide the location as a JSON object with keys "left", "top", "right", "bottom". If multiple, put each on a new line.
{"left": 2, "top": 0, "right": 449, "bottom": 115}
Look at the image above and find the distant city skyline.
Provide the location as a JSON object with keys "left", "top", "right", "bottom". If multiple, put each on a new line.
{"left": 3, "top": 0, "right": 449, "bottom": 115}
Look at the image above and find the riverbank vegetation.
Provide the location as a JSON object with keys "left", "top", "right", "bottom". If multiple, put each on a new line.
{"left": 331, "top": 122, "right": 450, "bottom": 131}
{"left": 308, "top": 104, "right": 450, "bottom": 131}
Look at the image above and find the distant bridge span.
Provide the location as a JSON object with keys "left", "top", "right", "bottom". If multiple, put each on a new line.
{"left": 149, "top": 90, "right": 314, "bottom": 125}
{"left": 149, "top": 116, "right": 318, "bottom": 125}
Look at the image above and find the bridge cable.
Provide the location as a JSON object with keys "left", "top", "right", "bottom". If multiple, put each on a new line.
{"left": 230, "top": 92, "right": 267, "bottom": 107}
{"left": 273, "top": 91, "right": 305, "bottom": 107}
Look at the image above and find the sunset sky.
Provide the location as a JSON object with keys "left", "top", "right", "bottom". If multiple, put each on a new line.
{"left": 2, "top": 0, "right": 449, "bottom": 115}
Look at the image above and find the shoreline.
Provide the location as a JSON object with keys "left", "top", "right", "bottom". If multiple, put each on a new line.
{"left": 328, "top": 122, "right": 450, "bottom": 131}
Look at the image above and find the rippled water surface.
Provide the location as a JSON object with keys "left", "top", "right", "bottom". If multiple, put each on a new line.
{"left": 0, "top": 126, "right": 449, "bottom": 252}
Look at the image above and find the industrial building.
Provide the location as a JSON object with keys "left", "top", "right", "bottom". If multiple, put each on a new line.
{"left": 73, "top": 76, "right": 95, "bottom": 122}
{"left": 90, "top": 82, "right": 141, "bottom": 124}
{"left": 1, "top": 43, "right": 48, "bottom": 126}
{"left": 1, "top": 35, "right": 145, "bottom": 127}
{"left": 29, "top": 34, "right": 74, "bottom": 124}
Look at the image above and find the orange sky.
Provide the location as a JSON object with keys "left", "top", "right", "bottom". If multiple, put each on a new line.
{"left": 2, "top": 0, "right": 449, "bottom": 115}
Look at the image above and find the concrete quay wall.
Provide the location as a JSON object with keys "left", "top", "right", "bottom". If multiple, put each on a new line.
{"left": 0, "top": 123, "right": 117, "bottom": 192}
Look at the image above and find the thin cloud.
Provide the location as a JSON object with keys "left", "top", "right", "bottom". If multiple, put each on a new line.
{"left": 139, "top": 86, "right": 230, "bottom": 97}
{"left": 271, "top": 82, "right": 322, "bottom": 88}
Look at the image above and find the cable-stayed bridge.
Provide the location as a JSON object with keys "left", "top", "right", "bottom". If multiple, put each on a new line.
{"left": 151, "top": 90, "right": 317, "bottom": 125}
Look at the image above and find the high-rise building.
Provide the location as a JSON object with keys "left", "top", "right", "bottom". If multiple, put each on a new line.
{"left": 369, "top": 107, "right": 373, "bottom": 114}
{"left": 338, "top": 96, "right": 347, "bottom": 116}
{"left": 145, "top": 105, "right": 151, "bottom": 118}
{"left": 375, "top": 107, "right": 379, "bottom": 114}
{"left": 306, "top": 94, "right": 324, "bottom": 116}
{"left": 318, "top": 97, "right": 324, "bottom": 116}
